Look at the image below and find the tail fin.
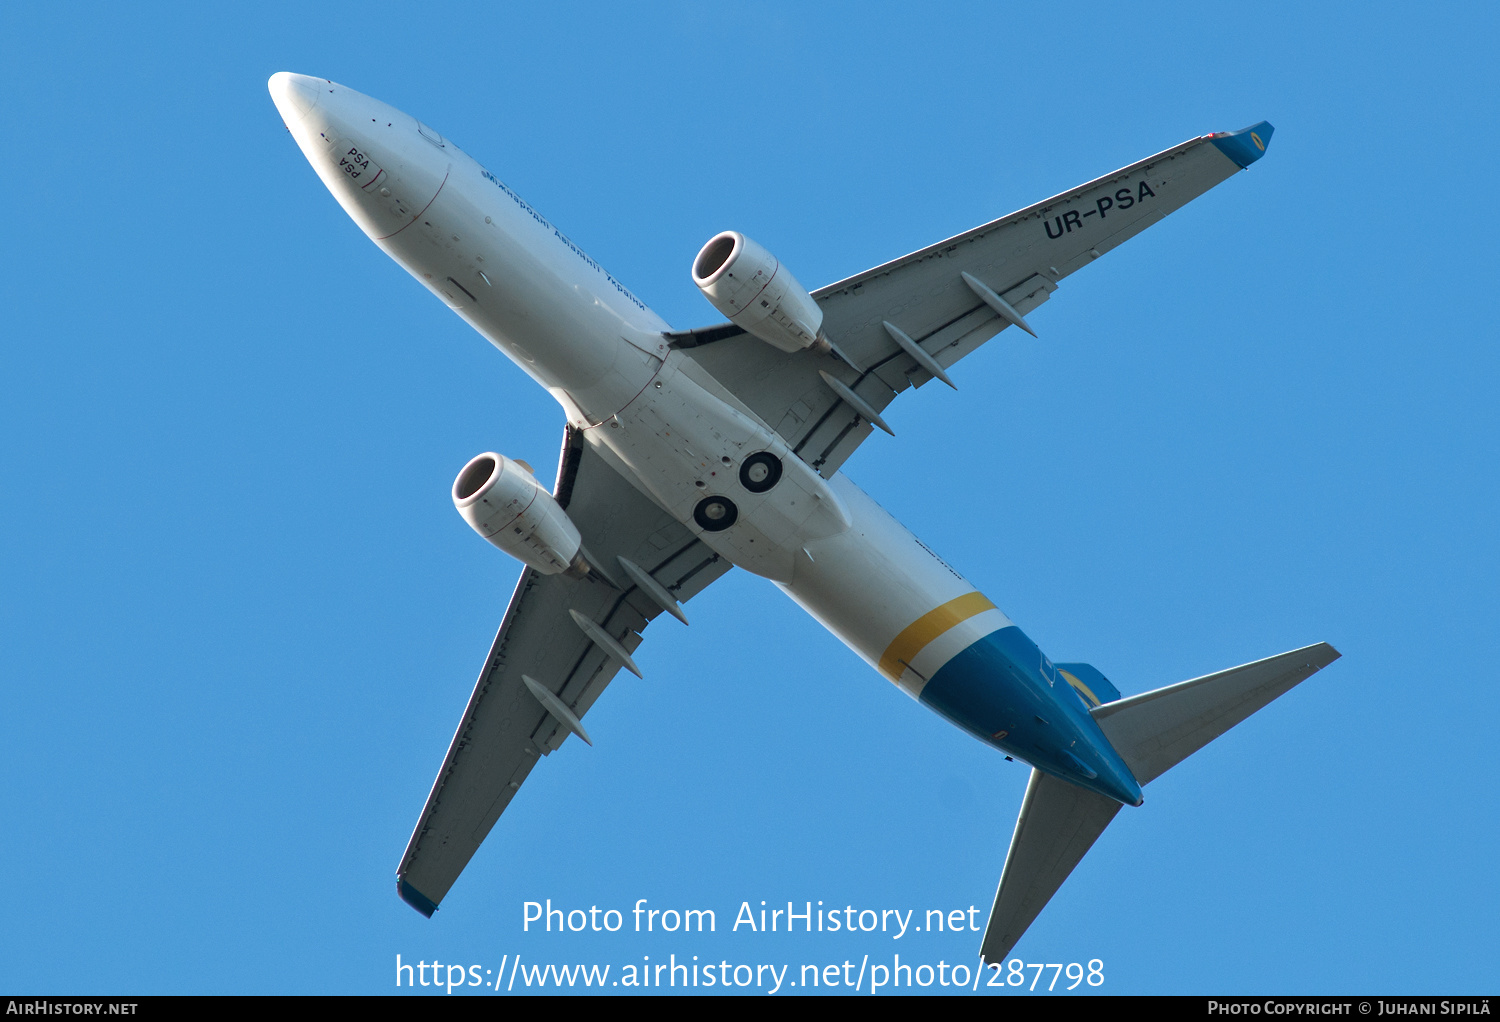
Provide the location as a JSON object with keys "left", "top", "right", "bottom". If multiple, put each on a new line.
{"left": 1054, "top": 663, "right": 1121, "bottom": 708}
{"left": 979, "top": 642, "right": 1340, "bottom": 963}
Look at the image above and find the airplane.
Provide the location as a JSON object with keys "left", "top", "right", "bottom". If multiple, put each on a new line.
{"left": 269, "top": 71, "right": 1339, "bottom": 963}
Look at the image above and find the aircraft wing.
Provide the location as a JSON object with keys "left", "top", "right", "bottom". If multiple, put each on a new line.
{"left": 395, "top": 427, "right": 730, "bottom": 915}
{"left": 677, "top": 124, "right": 1273, "bottom": 477}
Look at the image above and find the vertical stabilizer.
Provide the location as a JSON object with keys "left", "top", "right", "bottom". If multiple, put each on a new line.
{"left": 1054, "top": 662, "right": 1121, "bottom": 707}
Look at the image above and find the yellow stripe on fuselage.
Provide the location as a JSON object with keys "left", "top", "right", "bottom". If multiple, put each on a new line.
{"left": 878, "top": 591, "right": 996, "bottom": 681}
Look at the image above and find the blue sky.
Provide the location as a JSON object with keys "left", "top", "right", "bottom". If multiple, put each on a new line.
{"left": 2, "top": 1, "right": 1496, "bottom": 996}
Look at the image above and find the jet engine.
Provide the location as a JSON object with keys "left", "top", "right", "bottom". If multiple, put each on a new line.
{"left": 453, "top": 452, "right": 587, "bottom": 576}
{"left": 692, "top": 231, "right": 823, "bottom": 353}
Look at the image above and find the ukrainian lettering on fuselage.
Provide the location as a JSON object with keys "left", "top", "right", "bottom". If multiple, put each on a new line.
{"left": 1044, "top": 179, "right": 1157, "bottom": 239}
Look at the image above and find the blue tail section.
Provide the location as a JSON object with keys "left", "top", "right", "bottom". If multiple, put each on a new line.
{"left": 1210, "top": 121, "right": 1274, "bottom": 168}
{"left": 919, "top": 627, "right": 1143, "bottom": 806}
{"left": 1054, "top": 663, "right": 1120, "bottom": 709}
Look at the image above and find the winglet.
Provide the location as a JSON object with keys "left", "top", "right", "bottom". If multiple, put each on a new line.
{"left": 1209, "top": 121, "right": 1274, "bottom": 169}
{"left": 398, "top": 878, "right": 439, "bottom": 917}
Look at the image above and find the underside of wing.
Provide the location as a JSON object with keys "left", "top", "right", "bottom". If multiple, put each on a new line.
{"left": 395, "top": 427, "right": 730, "bottom": 914}
{"left": 677, "top": 124, "right": 1272, "bottom": 479}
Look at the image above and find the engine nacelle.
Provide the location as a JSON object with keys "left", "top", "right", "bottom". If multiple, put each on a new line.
{"left": 692, "top": 231, "right": 823, "bottom": 354}
{"left": 453, "top": 452, "right": 585, "bottom": 575}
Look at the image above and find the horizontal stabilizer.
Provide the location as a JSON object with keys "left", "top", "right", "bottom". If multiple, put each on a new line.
{"left": 979, "top": 641, "right": 1339, "bottom": 962}
{"left": 1091, "top": 642, "right": 1340, "bottom": 785}
{"left": 980, "top": 769, "right": 1121, "bottom": 964}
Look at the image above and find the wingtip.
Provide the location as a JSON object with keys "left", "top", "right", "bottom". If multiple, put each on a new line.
{"left": 1297, "top": 640, "right": 1341, "bottom": 668}
{"left": 1209, "top": 121, "right": 1274, "bottom": 168}
{"left": 398, "top": 878, "right": 439, "bottom": 918}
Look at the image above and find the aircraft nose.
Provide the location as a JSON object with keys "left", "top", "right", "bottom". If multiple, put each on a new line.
{"left": 268, "top": 72, "right": 320, "bottom": 121}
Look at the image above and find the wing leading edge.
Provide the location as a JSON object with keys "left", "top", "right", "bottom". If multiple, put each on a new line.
{"left": 396, "top": 428, "right": 731, "bottom": 915}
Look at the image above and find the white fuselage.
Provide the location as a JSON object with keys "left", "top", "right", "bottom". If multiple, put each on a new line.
{"left": 271, "top": 73, "right": 1032, "bottom": 735}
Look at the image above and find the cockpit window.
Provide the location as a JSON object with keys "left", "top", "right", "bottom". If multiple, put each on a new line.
{"left": 417, "top": 121, "right": 446, "bottom": 149}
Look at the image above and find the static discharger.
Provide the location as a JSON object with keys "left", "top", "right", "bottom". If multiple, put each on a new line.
{"left": 883, "top": 320, "right": 956, "bottom": 390}
{"left": 568, "top": 609, "right": 643, "bottom": 678}
{"left": 818, "top": 370, "right": 894, "bottom": 437}
{"left": 617, "top": 556, "right": 689, "bottom": 625}
{"left": 961, "top": 271, "right": 1038, "bottom": 338}
{"left": 521, "top": 675, "right": 592, "bottom": 746}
